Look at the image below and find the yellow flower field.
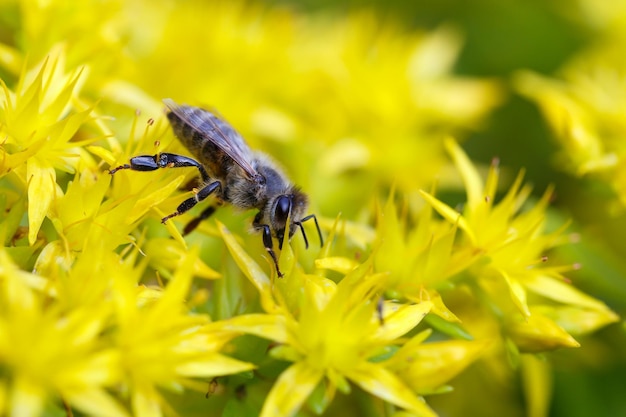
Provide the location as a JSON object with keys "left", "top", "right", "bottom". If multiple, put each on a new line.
{"left": 0, "top": 0, "right": 625, "bottom": 416}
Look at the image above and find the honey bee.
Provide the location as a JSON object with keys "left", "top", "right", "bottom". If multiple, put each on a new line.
{"left": 109, "top": 99, "right": 323, "bottom": 277}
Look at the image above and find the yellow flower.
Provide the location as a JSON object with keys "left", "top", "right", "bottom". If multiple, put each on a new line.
{"left": 514, "top": 70, "right": 615, "bottom": 177}
{"left": 372, "top": 192, "right": 474, "bottom": 322}
{"left": 111, "top": 248, "right": 254, "bottom": 416}
{"left": 420, "top": 139, "right": 618, "bottom": 351}
{"left": 515, "top": 57, "right": 626, "bottom": 207}
{"left": 0, "top": 249, "right": 125, "bottom": 417}
{"left": 218, "top": 220, "right": 448, "bottom": 417}
{"left": 1, "top": 222, "right": 251, "bottom": 416}
{"left": 0, "top": 49, "right": 104, "bottom": 245}
{"left": 384, "top": 330, "right": 490, "bottom": 394}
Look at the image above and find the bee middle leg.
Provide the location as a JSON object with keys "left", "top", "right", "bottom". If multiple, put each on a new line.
{"left": 162, "top": 181, "right": 222, "bottom": 224}
{"left": 183, "top": 205, "right": 217, "bottom": 235}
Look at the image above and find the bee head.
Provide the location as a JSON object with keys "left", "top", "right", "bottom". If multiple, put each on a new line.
{"left": 270, "top": 188, "right": 308, "bottom": 249}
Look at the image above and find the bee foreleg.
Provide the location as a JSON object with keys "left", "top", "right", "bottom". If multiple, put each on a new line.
{"left": 109, "top": 153, "right": 210, "bottom": 182}
{"left": 255, "top": 223, "right": 284, "bottom": 278}
{"left": 161, "top": 181, "right": 221, "bottom": 224}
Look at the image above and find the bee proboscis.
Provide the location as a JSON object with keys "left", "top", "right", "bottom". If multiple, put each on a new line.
{"left": 109, "top": 99, "right": 323, "bottom": 277}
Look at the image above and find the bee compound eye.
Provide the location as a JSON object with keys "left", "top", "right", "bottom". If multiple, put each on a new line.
{"left": 274, "top": 196, "right": 292, "bottom": 224}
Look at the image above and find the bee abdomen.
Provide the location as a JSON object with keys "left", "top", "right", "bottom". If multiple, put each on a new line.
{"left": 166, "top": 109, "right": 234, "bottom": 178}
{"left": 167, "top": 110, "right": 207, "bottom": 152}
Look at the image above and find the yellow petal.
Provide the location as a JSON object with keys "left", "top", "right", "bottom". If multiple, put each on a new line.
{"left": 154, "top": 247, "right": 198, "bottom": 310}
{"left": 501, "top": 271, "right": 530, "bottom": 317}
{"left": 390, "top": 339, "right": 489, "bottom": 393}
{"left": 346, "top": 362, "right": 436, "bottom": 417}
{"left": 2, "top": 248, "right": 54, "bottom": 296}
{"left": 426, "top": 293, "right": 460, "bottom": 322}
{"left": 314, "top": 256, "right": 359, "bottom": 274}
{"left": 524, "top": 274, "right": 610, "bottom": 312}
{"left": 374, "top": 193, "right": 407, "bottom": 279}
{"left": 278, "top": 228, "right": 295, "bottom": 277}
{"left": 65, "top": 388, "right": 129, "bottom": 417}
{"left": 217, "top": 221, "right": 280, "bottom": 314}
{"left": 507, "top": 312, "right": 580, "bottom": 352}
{"left": 86, "top": 145, "right": 116, "bottom": 166}
{"left": 532, "top": 305, "right": 619, "bottom": 336}
{"left": 126, "top": 175, "right": 185, "bottom": 225}
{"left": 326, "top": 368, "right": 351, "bottom": 394}
{"left": 144, "top": 238, "right": 220, "bottom": 280}
{"left": 375, "top": 301, "right": 432, "bottom": 342}
{"left": 176, "top": 353, "right": 255, "bottom": 377}
{"left": 444, "top": 138, "right": 483, "bottom": 208}
{"left": 222, "top": 314, "right": 289, "bottom": 344}
{"left": 318, "top": 217, "right": 375, "bottom": 250}
{"left": 131, "top": 385, "right": 161, "bottom": 417}
{"left": 9, "top": 376, "right": 45, "bottom": 417}
{"left": 419, "top": 190, "right": 476, "bottom": 245}
{"left": 520, "top": 354, "right": 551, "bottom": 417}
{"left": 43, "top": 67, "right": 84, "bottom": 126}
{"left": 304, "top": 274, "right": 337, "bottom": 311}
{"left": 26, "top": 158, "right": 57, "bottom": 245}
{"left": 260, "top": 362, "right": 324, "bottom": 417}
{"left": 0, "top": 42, "right": 21, "bottom": 75}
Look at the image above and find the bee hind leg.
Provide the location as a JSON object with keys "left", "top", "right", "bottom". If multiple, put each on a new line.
{"left": 183, "top": 206, "right": 217, "bottom": 235}
{"left": 109, "top": 153, "right": 210, "bottom": 182}
{"left": 162, "top": 181, "right": 221, "bottom": 224}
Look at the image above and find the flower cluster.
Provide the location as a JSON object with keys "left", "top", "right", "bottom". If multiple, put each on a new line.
{"left": 0, "top": 52, "right": 252, "bottom": 416}
{"left": 514, "top": 2, "right": 626, "bottom": 209}
{"left": 0, "top": 0, "right": 619, "bottom": 416}
{"left": 421, "top": 140, "right": 616, "bottom": 351}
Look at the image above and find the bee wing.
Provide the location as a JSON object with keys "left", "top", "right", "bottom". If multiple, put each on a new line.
{"left": 163, "top": 98, "right": 259, "bottom": 179}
